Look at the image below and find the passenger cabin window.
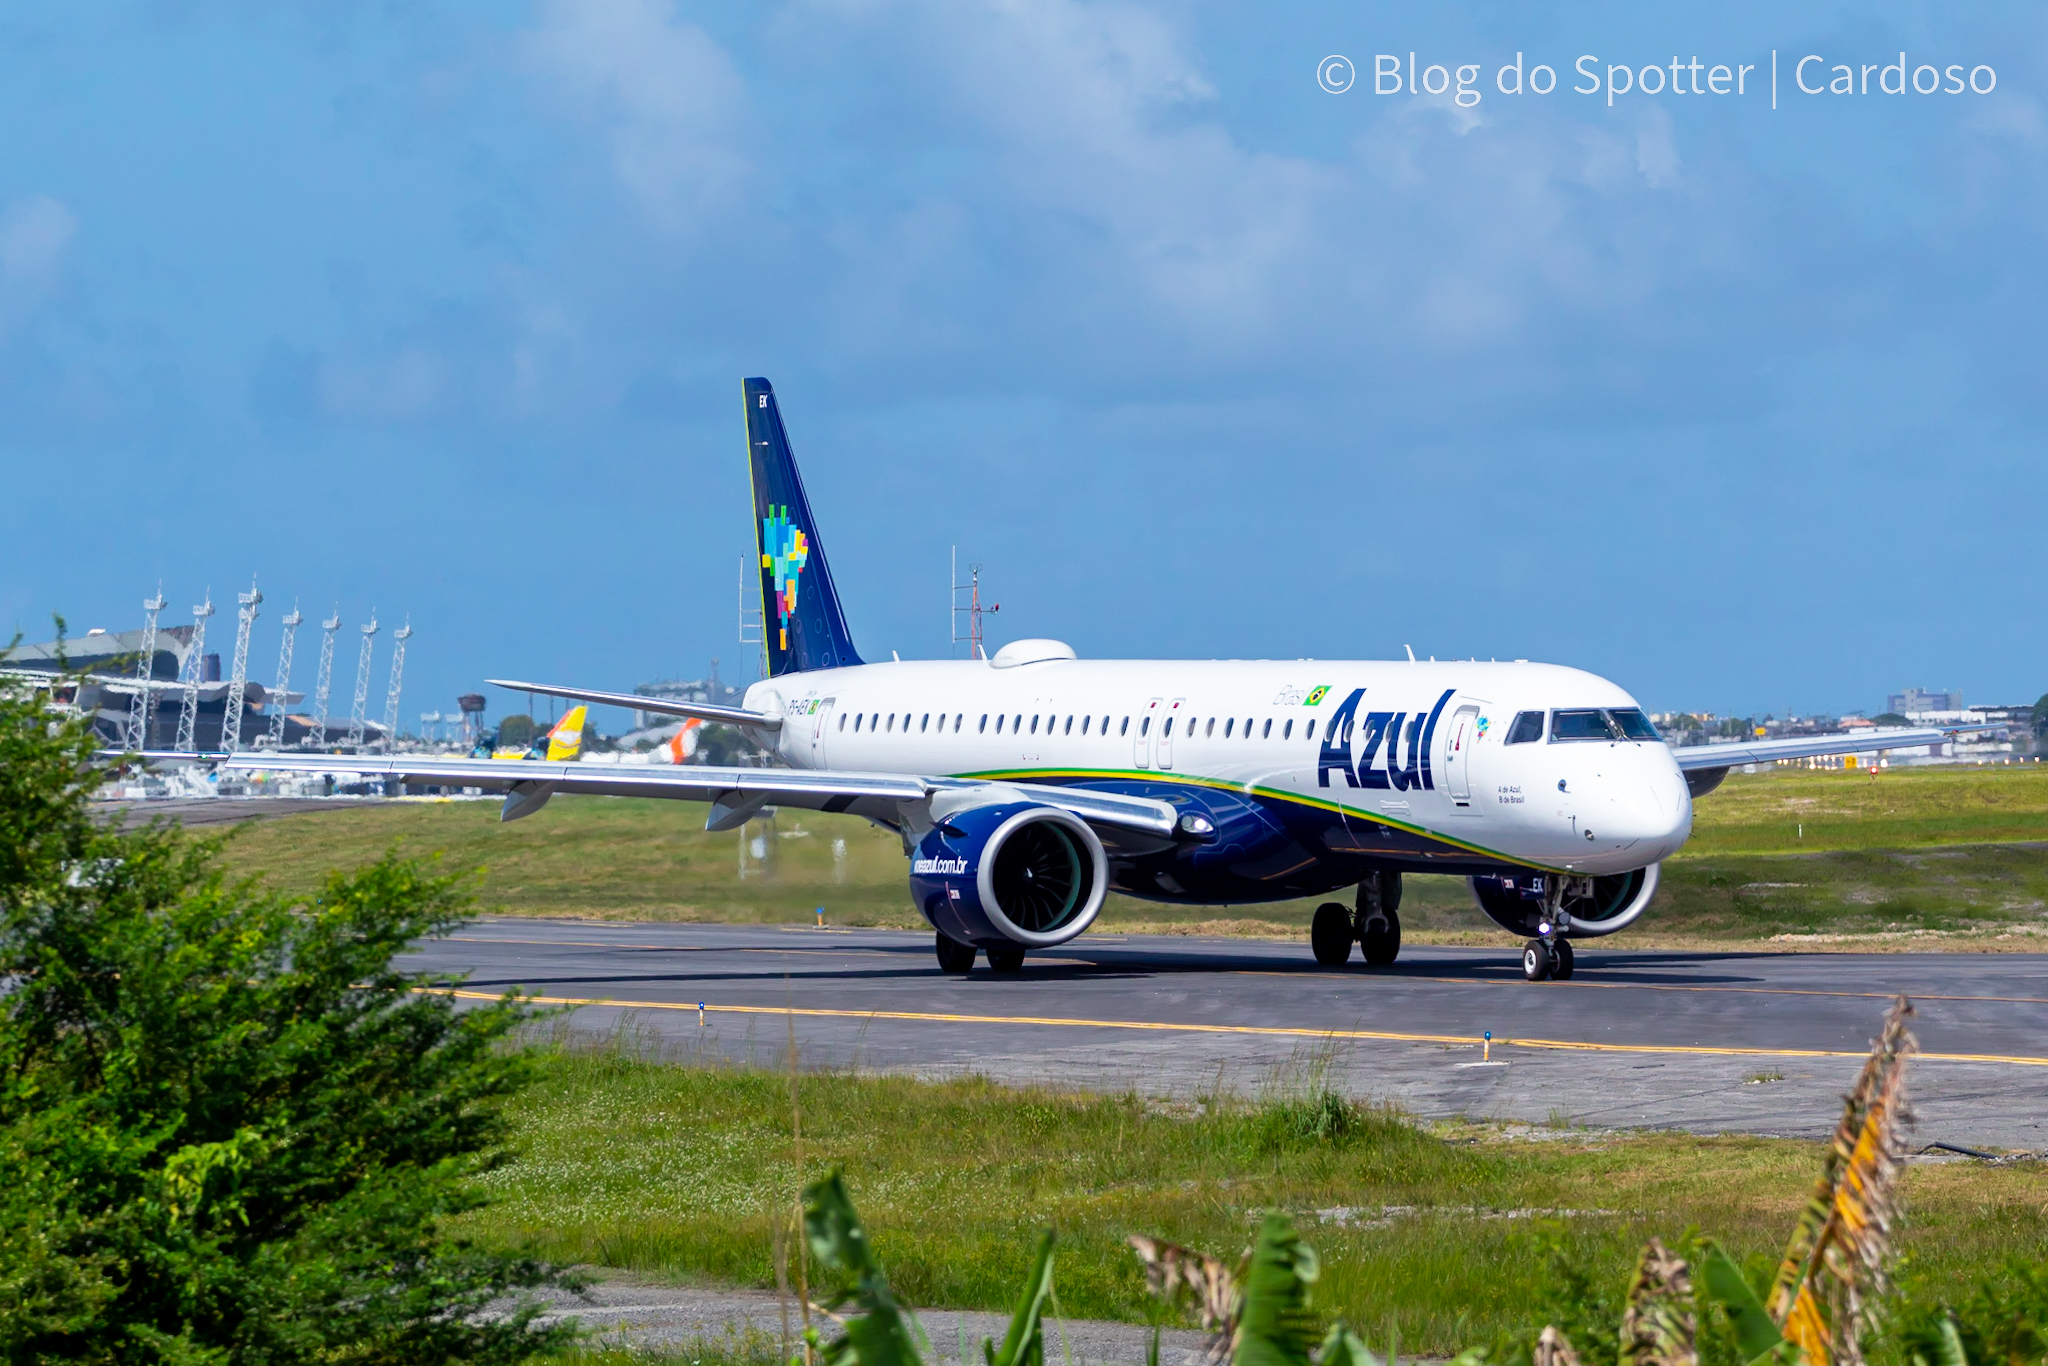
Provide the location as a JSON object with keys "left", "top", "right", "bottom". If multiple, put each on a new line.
{"left": 1505, "top": 710, "right": 1544, "bottom": 744}
{"left": 1206, "top": 718, "right": 1215, "bottom": 737}
{"left": 1140, "top": 717, "right": 1150, "bottom": 736}
{"left": 839, "top": 714, "right": 848, "bottom": 731}
{"left": 1081, "top": 716, "right": 1090, "bottom": 734}
{"left": 920, "top": 714, "right": 929, "bottom": 732}
{"left": 1100, "top": 715, "right": 1109, "bottom": 732}
{"left": 1163, "top": 718, "right": 1174, "bottom": 737}
{"left": 979, "top": 714, "right": 988, "bottom": 732}
{"left": 1224, "top": 718, "right": 1233, "bottom": 737}
{"left": 886, "top": 714, "right": 895, "bottom": 732}
{"left": 853, "top": 714, "right": 863, "bottom": 732}
{"left": 1306, "top": 720, "right": 1315, "bottom": 740}
{"left": 1120, "top": 717, "right": 1129, "bottom": 735}
{"left": 1550, "top": 709, "right": 1621, "bottom": 741}
{"left": 1283, "top": 720, "right": 1293, "bottom": 739}
{"left": 1262, "top": 719, "right": 1272, "bottom": 738}
{"left": 1064, "top": 715, "right": 1073, "bottom": 734}
{"left": 1244, "top": 717, "right": 1253, "bottom": 736}
{"left": 1014, "top": 714, "right": 1023, "bottom": 732}
{"left": 955, "top": 714, "right": 963, "bottom": 731}
{"left": 995, "top": 715, "right": 1005, "bottom": 733}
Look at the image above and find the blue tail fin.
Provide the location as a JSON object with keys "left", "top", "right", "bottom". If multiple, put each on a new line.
{"left": 745, "top": 378, "right": 863, "bottom": 676}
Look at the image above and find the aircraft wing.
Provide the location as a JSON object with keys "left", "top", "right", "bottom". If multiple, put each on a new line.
{"left": 215, "top": 752, "right": 1180, "bottom": 841}
{"left": 486, "top": 678, "right": 781, "bottom": 731}
{"left": 1672, "top": 724, "right": 2005, "bottom": 772}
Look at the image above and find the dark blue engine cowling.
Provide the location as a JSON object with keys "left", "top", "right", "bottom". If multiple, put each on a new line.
{"left": 1468, "top": 865, "right": 1660, "bottom": 938}
{"left": 911, "top": 801, "right": 1109, "bottom": 949}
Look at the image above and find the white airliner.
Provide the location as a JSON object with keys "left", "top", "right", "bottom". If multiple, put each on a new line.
{"left": 227, "top": 379, "right": 1986, "bottom": 982}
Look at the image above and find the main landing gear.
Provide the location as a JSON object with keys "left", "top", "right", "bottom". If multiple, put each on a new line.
{"left": 936, "top": 932, "right": 1026, "bottom": 974}
{"left": 1310, "top": 872, "right": 1403, "bottom": 967}
{"left": 1522, "top": 935, "right": 1575, "bottom": 981}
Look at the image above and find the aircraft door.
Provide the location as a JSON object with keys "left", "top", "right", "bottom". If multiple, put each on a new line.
{"left": 811, "top": 698, "right": 834, "bottom": 768}
{"left": 1443, "top": 703, "right": 1482, "bottom": 812}
{"left": 1159, "top": 698, "right": 1185, "bottom": 769}
{"left": 1136, "top": 697, "right": 1161, "bottom": 769}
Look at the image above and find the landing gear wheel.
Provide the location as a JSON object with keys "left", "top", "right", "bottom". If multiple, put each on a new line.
{"left": 1522, "top": 939, "right": 1554, "bottom": 982}
{"left": 985, "top": 943, "right": 1027, "bottom": 973}
{"left": 1359, "top": 907, "right": 1402, "bottom": 966}
{"left": 1311, "top": 903, "right": 1355, "bottom": 966}
{"left": 935, "top": 932, "right": 977, "bottom": 974}
{"left": 1551, "top": 938, "right": 1575, "bottom": 980}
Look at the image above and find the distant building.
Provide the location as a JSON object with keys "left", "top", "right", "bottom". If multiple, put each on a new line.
{"left": 631, "top": 660, "right": 744, "bottom": 731}
{"left": 1889, "top": 687, "right": 1961, "bottom": 715}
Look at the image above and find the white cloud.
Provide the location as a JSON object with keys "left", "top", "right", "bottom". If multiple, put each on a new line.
{"left": 522, "top": 0, "right": 750, "bottom": 228}
{"left": 0, "top": 195, "right": 76, "bottom": 286}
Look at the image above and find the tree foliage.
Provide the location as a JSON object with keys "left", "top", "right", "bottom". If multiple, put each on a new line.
{"left": 0, "top": 685, "right": 575, "bottom": 1362}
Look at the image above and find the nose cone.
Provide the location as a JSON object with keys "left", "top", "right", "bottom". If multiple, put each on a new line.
{"left": 1583, "top": 755, "right": 1693, "bottom": 865}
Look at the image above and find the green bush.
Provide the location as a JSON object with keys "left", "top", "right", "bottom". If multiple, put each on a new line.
{"left": 0, "top": 681, "right": 576, "bottom": 1361}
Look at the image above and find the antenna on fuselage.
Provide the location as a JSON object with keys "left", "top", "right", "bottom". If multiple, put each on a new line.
{"left": 1404, "top": 644, "right": 1416, "bottom": 662}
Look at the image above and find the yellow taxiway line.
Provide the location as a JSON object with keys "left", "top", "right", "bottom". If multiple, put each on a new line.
{"left": 445, "top": 989, "right": 2048, "bottom": 1067}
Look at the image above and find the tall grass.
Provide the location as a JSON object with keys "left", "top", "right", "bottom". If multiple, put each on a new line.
{"left": 458, "top": 1043, "right": 2046, "bottom": 1355}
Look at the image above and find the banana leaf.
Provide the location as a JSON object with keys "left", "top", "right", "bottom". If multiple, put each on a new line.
{"left": 1698, "top": 1241, "right": 1789, "bottom": 1366}
{"left": 1233, "top": 1213, "right": 1321, "bottom": 1366}
{"left": 984, "top": 1230, "right": 1057, "bottom": 1366}
{"left": 803, "top": 1169, "right": 924, "bottom": 1366}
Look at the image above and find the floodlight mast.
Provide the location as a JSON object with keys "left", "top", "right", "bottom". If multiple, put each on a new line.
{"left": 217, "top": 580, "right": 262, "bottom": 755}
{"left": 173, "top": 592, "right": 215, "bottom": 754}
{"left": 381, "top": 620, "right": 412, "bottom": 752}
{"left": 267, "top": 602, "right": 303, "bottom": 748}
{"left": 346, "top": 613, "right": 378, "bottom": 751}
{"left": 309, "top": 610, "right": 340, "bottom": 750}
{"left": 125, "top": 588, "right": 166, "bottom": 753}
{"left": 950, "top": 550, "right": 999, "bottom": 661}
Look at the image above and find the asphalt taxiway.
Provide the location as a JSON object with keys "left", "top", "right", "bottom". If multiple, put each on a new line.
{"left": 411, "top": 921, "right": 2048, "bottom": 1150}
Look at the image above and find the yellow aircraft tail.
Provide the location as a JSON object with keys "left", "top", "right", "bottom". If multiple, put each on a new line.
{"left": 545, "top": 705, "right": 589, "bottom": 761}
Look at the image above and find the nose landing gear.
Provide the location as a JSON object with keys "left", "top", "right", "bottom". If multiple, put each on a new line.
{"left": 1521, "top": 935, "right": 1575, "bottom": 981}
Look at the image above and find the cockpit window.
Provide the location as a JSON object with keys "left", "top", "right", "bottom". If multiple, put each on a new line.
{"left": 1610, "top": 708, "right": 1661, "bottom": 741}
{"left": 1505, "top": 710, "right": 1544, "bottom": 745}
{"left": 1549, "top": 708, "right": 1663, "bottom": 742}
{"left": 1550, "top": 709, "right": 1617, "bottom": 741}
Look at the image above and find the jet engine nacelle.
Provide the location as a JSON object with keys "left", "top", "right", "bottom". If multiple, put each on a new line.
{"left": 911, "top": 801, "right": 1108, "bottom": 950}
{"left": 1468, "top": 864, "right": 1660, "bottom": 939}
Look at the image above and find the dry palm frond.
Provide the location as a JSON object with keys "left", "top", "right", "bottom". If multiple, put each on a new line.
{"left": 1130, "top": 1233, "right": 1241, "bottom": 1334}
{"left": 1619, "top": 1238, "right": 1697, "bottom": 1366}
{"left": 1129, "top": 1233, "right": 1242, "bottom": 1362}
{"left": 1535, "top": 1326, "right": 1583, "bottom": 1366}
{"left": 1770, "top": 997, "right": 1916, "bottom": 1366}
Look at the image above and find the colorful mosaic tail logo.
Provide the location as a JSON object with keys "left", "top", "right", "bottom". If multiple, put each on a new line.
{"left": 762, "top": 504, "right": 810, "bottom": 650}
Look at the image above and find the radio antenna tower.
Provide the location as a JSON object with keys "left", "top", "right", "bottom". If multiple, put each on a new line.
{"left": 267, "top": 601, "right": 302, "bottom": 748}
{"left": 173, "top": 591, "right": 215, "bottom": 754}
{"left": 950, "top": 549, "right": 1000, "bottom": 660}
{"left": 217, "top": 580, "right": 262, "bottom": 755}
{"left": 346, "top": 612, "right": 378, "bottom": 751}
{"left": 381, "top": 619, "right": 412, "bottom": 752}
{"left": 125, "top": 587, "right": 166, "bottom": 752}
{"left": 308, "top": 609, "right": 340, "bottom": 749}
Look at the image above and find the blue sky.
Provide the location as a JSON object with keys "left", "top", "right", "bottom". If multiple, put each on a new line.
{"left": 2, "top": 1, "right": 2043, "bottom": 730}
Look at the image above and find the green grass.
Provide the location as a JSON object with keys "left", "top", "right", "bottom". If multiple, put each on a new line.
{"left": 203, "top": 763, "right": 2048, "bottom": 946}
{"left": 464, "top": 1047, "right": 2048, "bottom": 1356}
